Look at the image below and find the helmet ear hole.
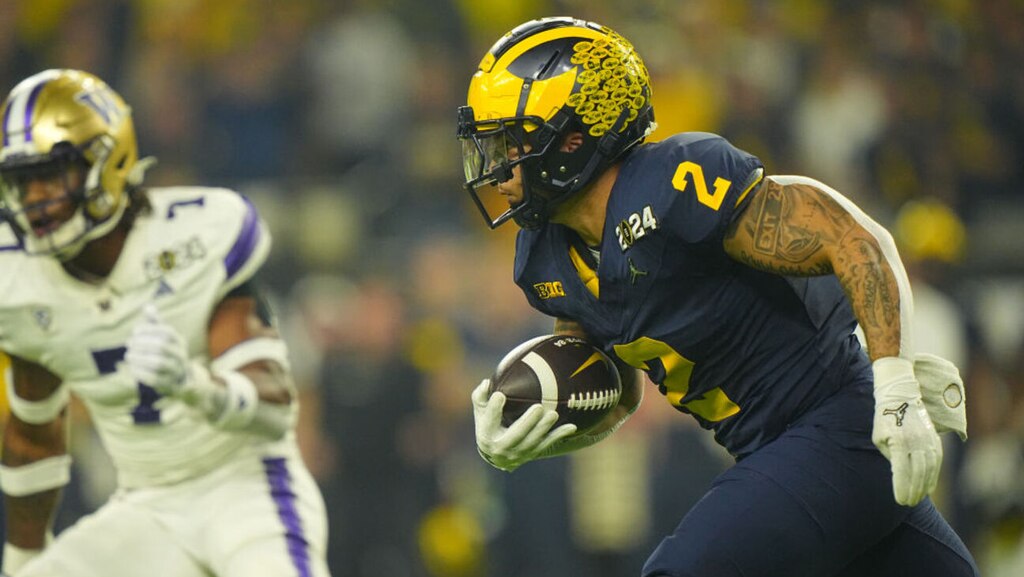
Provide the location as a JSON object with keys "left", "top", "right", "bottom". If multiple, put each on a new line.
{"left": 562, "top": 132, "right": 584, "bottom": 153}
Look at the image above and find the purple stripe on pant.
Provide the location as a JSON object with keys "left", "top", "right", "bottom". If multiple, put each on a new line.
{"left": 263, "top": 457, "right": 312, "bottom": 577}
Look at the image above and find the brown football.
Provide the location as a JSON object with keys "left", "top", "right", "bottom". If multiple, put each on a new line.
{"left": 488, "top": 335, "right": 622, "bottom": 433}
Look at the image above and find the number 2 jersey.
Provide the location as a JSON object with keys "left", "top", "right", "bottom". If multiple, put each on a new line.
{"left": 0, "top": 187, "right": 291, "bottom": 488}
{"left": 514, "top": 132, "right": 875, "bottom": 458}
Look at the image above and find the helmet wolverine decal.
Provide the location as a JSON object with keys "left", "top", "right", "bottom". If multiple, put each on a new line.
{"left": 0, "top": 69, "right": 140, "bottom": 259}
{"left": 458, "top": 17, "right": 655, "bottom": 229}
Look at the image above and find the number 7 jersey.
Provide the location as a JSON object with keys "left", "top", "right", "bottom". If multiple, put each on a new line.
{"left": 514, "top": 132, "right": 873, "bottom": 457}
{"left": 0, "top": 187, "right": 278, "bottom": 488}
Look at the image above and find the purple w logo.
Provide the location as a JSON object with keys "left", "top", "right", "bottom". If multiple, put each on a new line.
{"left": 75, "top": 87, "right": 124, "bottom": 125}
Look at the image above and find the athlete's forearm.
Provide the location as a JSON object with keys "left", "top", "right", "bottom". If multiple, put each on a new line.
{"left": 724, "top": 176, "right": 912, "bottom": 360}
{"left": 4, "top": 490, "right": 60, "bottom": 549}
{"left": 831, "top": 228, "right": 903, "bottom": 359}
{"left": 1, "top": 417, "right": 66, "bottom": 549}
{"left": 180, "top": 356, "right": 296, "bottom": 439}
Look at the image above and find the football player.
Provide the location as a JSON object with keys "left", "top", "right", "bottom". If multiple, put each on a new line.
{"left": 0, "top": 70, "right": 330, "bottom": 577}
{"left": 459, "top": 17, "right": 978, "bottom": 577}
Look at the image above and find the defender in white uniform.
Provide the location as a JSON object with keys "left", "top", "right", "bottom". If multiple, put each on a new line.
{"left": 0, "top": 70, "right": 330, "bottom": 576}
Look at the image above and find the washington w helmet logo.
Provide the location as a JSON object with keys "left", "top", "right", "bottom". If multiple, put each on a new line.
{"left": 75, "top": 86, "right": 125, "bottom": 126}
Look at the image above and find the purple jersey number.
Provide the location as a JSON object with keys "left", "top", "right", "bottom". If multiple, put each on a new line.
{"left": 91, "top": 346, "right": 161, "bottom": 425}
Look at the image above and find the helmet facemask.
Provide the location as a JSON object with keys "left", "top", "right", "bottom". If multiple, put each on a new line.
{"left": 458, "top": 107, "right": 565, "bottom": 229}
{"left": 0, "top": 69, "right": 139, "bottom": 260}
{"left": 459, "top": 17, "right": 656, "bottom": 230}
{"left": 0, "top": 137, "right": 130, "bottom": 260}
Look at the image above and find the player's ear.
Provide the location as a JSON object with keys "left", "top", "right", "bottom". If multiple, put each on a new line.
{"left": 561, "top": 132, "right": 584, "bottom": 153}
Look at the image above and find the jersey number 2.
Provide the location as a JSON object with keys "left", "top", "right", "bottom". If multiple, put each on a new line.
{"left": 613, "top": 337, "right": 740, "bottom": 422}
{"left": 91, "top": 347, "right": 162, "bottom": 425}
{"left": 672, "top": 161, "right": 733, "bottom": 211}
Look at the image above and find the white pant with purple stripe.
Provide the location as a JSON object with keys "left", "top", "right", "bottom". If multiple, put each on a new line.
{"left": 18, "top": 439, "right": 331, "bottom": 577}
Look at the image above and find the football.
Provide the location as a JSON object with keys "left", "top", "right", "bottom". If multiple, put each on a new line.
{"left": 488, "top": 335, "right": 622, "bottom": 434}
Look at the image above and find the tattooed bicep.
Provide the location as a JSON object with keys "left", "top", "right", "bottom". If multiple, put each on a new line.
{"left": 723, "top": 178, "right": 857, "bottom": 276}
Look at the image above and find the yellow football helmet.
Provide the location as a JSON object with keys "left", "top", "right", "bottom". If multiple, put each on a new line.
{"left": 457, "top": 17, "right": 655, "bottom": 229}
{"left": 0, "top": 69, "right": 139, "bottom": 259}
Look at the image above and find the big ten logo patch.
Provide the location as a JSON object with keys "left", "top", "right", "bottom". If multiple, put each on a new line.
{"left": 533, "top": 281, "right": 566, "bottom": 300}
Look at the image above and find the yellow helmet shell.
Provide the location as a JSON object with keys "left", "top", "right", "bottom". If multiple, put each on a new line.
{"left": 467, "top": 19, "right": 651, "bottom": 139}
{"left": 458, "top": 18, "right": 655, "bottom": 229}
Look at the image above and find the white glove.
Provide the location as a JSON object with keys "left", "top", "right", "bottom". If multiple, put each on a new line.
{"left": 125, "top": 304, "right": 206, "bottom": 398}
{"left": 872, "top": 357, "right": 943, "bottom": 506}
{"left": 913, "top": 353, "right": 967, "bottom": 441}
{"left": 472, "top": 379, "right": 577, "bottom": 472}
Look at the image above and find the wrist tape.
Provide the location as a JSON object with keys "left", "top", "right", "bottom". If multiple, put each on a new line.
{"left": 211, "top": 370, "right": 260, "bottom": 430}
{"left": 184, "top": 362, "right": 292, "bottom": 437}
{"left": 0, "top": 455, "right": 72, "bottom": 497}
{"left": 5, "top": 376, "right": 69, "bottom": 425}
{"left": 184, "top": 337, "right": 295, "bottom": 436}
{"left": 872, "top": 356, "right": 918, "bottom": 394}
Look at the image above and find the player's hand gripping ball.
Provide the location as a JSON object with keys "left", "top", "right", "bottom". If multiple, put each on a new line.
{"left": 488, "top": 335, "right": 622, "bottom": 434}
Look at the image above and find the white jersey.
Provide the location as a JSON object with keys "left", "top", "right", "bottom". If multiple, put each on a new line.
{"left": 0, "top": 186, "right": 279, "bottom": 489}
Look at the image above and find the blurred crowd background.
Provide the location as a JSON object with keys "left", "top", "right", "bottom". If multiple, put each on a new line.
{"left": 1, "top": 0, "right": 1022, "bottom": 576}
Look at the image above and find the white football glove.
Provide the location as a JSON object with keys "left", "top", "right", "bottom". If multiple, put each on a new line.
{"left": 872, "top": 357, "right": 943, "bottom": 507}
{"left": 913, "top": 353, "right": 967, "bottom": 441}
{"left": 125, "top": 304, "right": 207, "bottom": 399}
{"left": 472, "top": 379, "right": 577, "bottom": 472}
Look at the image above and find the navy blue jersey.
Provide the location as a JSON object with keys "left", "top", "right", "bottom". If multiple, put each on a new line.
{"left": 514, "top": 132, "right": 873, "bottom": 457}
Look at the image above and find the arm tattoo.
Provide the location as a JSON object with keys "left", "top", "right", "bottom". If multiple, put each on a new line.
{"left": 834, "top": 234, "right": 901, "bottom": 354}
{"left": 752, "top": 183, "right": 823, "bottom": 262}
{"left": 725, "top": 180, "right": 843, "bottom": 276}
{"left": 725, "top": 178, "right": 904, "bottom": 358}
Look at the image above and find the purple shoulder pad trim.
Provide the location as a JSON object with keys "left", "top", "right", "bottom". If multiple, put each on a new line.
{"left": 223, "top": 196, "right": 262, "bottom": 279}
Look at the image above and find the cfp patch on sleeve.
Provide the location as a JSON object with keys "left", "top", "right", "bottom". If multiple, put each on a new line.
{"left": 143, "top": 236, "right": 206, "bottom": 280}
